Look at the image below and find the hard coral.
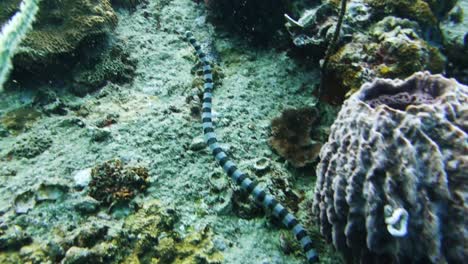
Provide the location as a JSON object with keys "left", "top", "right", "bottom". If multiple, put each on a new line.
{"left": 0, "top": 0, "right": 117, "bottom": 78}
{"left": 269, "top": 107, "right": 322, "bottom": 168}
{"left": 313, "top": 72, "right": 467, "bottom": 263}
{"left": 88, "top": 159, "right": 149, "bottom": 206}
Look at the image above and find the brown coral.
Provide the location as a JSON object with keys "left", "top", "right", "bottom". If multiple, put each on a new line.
{"left": 0, "top": 0, "right": 117, "bottom": 77}
{"left": 313, "top": 72, "right": 467, "bottom": 263}
{"left": 269, "top": 107, "right": 322, "bottom": 168}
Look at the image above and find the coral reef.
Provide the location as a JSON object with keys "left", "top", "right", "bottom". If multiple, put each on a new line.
{"left": 269, "top": 107, "right": 322, "bottom": 168}
{"left": 286, "top": 1, "right": 462, "bottom": 101}
{"left": 0, "top": 0, "right": 117, "bottom": 79}
{"left": 1, "top": 197, "right": 224, "bottom": 264}
{"left": 313, "top": 72, "right": 467, "bottom": 263}
{"left": 88, "top": 159, "right": 149, "bottom": 206}
{"left": 324, "top": 16, "right": 445, "bottom": 102}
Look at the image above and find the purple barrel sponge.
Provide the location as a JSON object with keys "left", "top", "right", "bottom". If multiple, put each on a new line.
{"left": 313, "top": 72, "right": 467, "bottom": 263}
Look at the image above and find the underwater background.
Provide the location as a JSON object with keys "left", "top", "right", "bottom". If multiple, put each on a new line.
{"left": 0, "top": 0, "right": 466, "bottom": 263}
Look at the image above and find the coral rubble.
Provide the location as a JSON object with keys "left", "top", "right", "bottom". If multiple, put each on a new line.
{"left": 313, "top": 72, "right": 467, "bottom": 263}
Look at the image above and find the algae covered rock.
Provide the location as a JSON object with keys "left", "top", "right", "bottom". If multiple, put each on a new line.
{"left": 1, "top": 106, "right": 41, "bottom": 135}
{"left": 313, "top": 72, "right": 467, "bottom": 263}
{"left": 364, "top": 0, "right": 457, "bottom": 26}
{"left": 0, "top": 0, "right": 118, "bottom": 78}
{"left": 324, "top": 16, "right": 445, "bottom": 101}
{"left": 120, "top": 200, "right": 223, "bottom": 264}
{"left": 0, "top": 225, "right": 32, "bottom": 250}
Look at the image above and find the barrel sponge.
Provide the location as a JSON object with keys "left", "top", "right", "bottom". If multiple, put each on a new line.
{"left": 313, "top": 71, "right": 467, "bottom": 263}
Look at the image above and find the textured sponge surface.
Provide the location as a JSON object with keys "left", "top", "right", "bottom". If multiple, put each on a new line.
{"left": 313, "top": 71, "right": 467, "bottom": 263}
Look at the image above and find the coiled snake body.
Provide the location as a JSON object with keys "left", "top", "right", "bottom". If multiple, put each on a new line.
{"left": 185, "top": 31, "right": 318, "bottom": 263}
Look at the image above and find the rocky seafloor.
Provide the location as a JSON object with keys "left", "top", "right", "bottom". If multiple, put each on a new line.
{"left": 0, "top": 0, "right": 466, "bottom": 264}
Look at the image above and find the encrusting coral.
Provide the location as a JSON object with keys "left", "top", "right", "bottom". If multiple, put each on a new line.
{"left": 269, "top": 107, "right": 322, "bottom": 168}
{"left": 313, "top": 72, "right": 467, "bottom": 263}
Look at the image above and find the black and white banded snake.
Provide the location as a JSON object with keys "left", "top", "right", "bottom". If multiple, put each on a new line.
{"left": 185, "top": 31, "right": 319, "bottom": 263}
